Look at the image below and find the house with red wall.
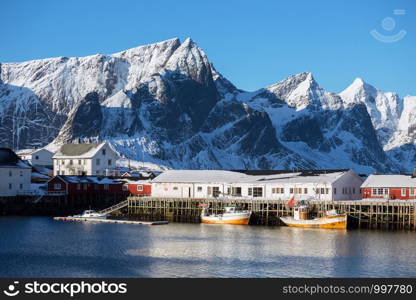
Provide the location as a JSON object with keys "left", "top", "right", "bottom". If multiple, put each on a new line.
{"left": 117, "top": 177, "right": 152, "bottom": 196}
{"left": 47, "top": 176, "right": 126, "bottom": 195}
{"left": 361, "top": 174, "right": 416, "bottom": 200}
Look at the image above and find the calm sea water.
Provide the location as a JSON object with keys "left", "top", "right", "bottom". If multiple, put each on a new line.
{"left": 0, "top": 217, "right": 415, "bottom": 277}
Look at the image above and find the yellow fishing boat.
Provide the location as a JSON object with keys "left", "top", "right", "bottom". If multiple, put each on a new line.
{"left": 280, "top": 205, "right": 347, "bottom": 229}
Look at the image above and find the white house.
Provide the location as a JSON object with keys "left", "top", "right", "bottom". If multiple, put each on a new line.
{"left": 151, "top": 169, "right": 364, "bottom": 201}
{"left": 16, "top": 148, "right": 54, "bottom": 167}
{"left": 0, "top": 148, "right": 32, "bottom": 197}
{"left": 53, "top": 142, "right": 119, "bottom": 176}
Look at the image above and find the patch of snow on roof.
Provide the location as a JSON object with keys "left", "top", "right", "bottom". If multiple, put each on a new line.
{"left": 362, "top": 174, "right": 416, "bottom": 188}
{"left": 152, "top": 170, "right": 347, "bottom": 184}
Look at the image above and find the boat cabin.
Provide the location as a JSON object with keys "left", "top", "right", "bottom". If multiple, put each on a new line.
{"left": 293, "top": 205, "right": 310, "bottom": 221}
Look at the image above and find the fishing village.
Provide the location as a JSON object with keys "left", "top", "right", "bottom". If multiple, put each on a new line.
{"left": 2, "top": 142, "right": 416, "bottom": 230}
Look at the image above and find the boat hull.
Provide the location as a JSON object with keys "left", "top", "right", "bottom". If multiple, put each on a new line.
{"left": 201, "top": 212, "right": 251, "bottom": 225}
{"left": 279, "top": 215, "right": 347, "bottom": 229}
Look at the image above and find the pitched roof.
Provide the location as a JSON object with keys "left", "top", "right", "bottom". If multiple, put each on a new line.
{"left": 16, "top": 149, "right": 37, "bottom": 156}
{"left": 362, "top": 174, "right": 416, "bottom": 188}
{"left": 16, "top": 148, "right": 53, "bottom": 156}
{"left": 151, "top": 169, "right": 350, "bottom": 184}
{"left": 55, "top": 175, "right": 122, "bottom": 184}
{"left": 53, "top": 142, "right": 105, "bottom": 158}
{"left": 0, "top": 148, "right": 31, "bottom": 168}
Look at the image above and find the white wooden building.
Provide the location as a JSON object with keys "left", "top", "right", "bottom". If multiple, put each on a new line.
{"left": 0, "top": 148, "right": 32, "bottom": 197}
{"left": 151, "top": 169, "right": 364, "bottom": 201}
{"left": 53, "top": 142, "right": 119, "bottom": 176}
{"left": 16, "top": 148, "right": 54, "bottom": 167}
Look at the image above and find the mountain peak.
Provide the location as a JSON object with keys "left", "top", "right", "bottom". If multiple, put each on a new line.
{"left": 182, "top": 37, "right": 194, "bottom": 47}
{"left": 340, "top": 78, "right": 379, "bottom": 106}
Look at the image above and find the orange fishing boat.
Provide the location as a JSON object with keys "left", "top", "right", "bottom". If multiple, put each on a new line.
{"left": 280, "top": 197, "right": 347, "bottom": 229}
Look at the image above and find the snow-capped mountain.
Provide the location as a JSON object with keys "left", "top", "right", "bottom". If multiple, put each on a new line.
{"left": 0, "top": 38, "right": 413, "bottom": 173}
{"left": 339, "top": 78, "right": 403, "bottom": 145}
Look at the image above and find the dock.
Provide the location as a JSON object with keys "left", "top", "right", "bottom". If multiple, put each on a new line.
{"left": 127, "top": 197, "right": 416, "bottom": 230}
{"left": 53, "top": 216, "right": 168, "bottom": 225}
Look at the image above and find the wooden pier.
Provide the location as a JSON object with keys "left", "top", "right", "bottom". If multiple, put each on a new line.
{"left": 127, "top": 197, "right": 416, "bottom": 230}
{"left": 53, "top": 216, "right": 168, "bottom": 225}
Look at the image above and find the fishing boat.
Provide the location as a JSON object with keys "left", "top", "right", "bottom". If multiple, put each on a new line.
{"left": 200, "top": 204, "right": 251, "bottom": 225}
{"left": 280, "top": 205, "right": 347, "bottom": 229}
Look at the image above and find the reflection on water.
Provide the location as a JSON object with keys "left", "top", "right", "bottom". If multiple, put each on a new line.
{"left": 0, "top": 217, "right": 415, "bottom": 277}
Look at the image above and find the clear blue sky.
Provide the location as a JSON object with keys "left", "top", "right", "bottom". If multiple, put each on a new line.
{"left": 1, "top": 0, "right": 415, "bottom": 96}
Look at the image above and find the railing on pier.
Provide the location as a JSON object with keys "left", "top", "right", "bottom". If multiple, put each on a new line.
{"left": 98, "top": 200, "right": 128, "bottom": 215}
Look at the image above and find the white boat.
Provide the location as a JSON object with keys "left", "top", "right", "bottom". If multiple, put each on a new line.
{"left": 200, "top": 205, "right": 252, "bottom": 225}
{"left": 71, "top": 210, "right": 107, "bottom": 220}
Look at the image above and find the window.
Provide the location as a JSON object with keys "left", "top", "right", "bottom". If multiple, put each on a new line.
{"left": 208, "top": 186, "right": 212, "bottom": 195}
{"left": 8, "top": 171, "right": 12, "bottom": 177}
{"left": 353, "top": 188, "right": 355, "bottom": 194}
{"left": 8, "top": 183, "right": 12, "bottom": 189}
{"left": 212, "top": 187, "right": 220, "bottom": 197}
{"left": 76, "top": 184, "right": 81, "bottom": 190}
{"left": 137, "top": 185, "right": 143, "bottom": 192}
{"left": 232, "top": 187, "right": 242, "bottom": 196}
{"left": 197, "top": 186, "right": 202, "bottom": 192}
{"left": 173, "top": 187, "right": 178, "bottom": 190}
{"left": 96, "top": 170, "right": 100, "bottom": 175}
{"left": 19, "top": 183, "right": 23, "bottom": 190}
{"left": 326, "top": 188, "right": 329, "bottom": 194}
{"left": 290, "top": 188, "right": 294, "bottom": 194}
{"left": 402, "top": 188, "right": 407, "bottom": 196}
{"left": 95, "top": 184, "right": 99, "bottom": 190}
{"left": 372, "top": 188, "right": 389, "bottom": 196}
{"left": 108, "top": 159, "right": 112, "bottom": 166}
{"left": 61, "top": 160, "right": 65, "bottom": 165}
{"left": 334, "top": 188, "right": 336, "bottom": 194}
{"left": 304, "top": 188, "right": 308, "bottom": 194}
{"left": 248, "top": 188, "right": 252, "bottom": 196}
{"left": 410, "top": 188, "right": 416, "bottom": 196}
{"left": 78, "top": 160, "right": 82, "bottom": 165}
{"left": 252, "top": 187, "right": 263, "bottom": 197}
{"left": 35, "top": 155, "right": 39, "bottom": 160}
{"left": 69, "top": 160, "right": 73, "bottom": 165}
{"left": 54, "top": 183, "right": 61, "bottom": 190}
{"left": 104, "top": 184, "right": 109, "bottom": 190}
{"left": 122, "top": 185, "right": 128, "bottom": 191}
{"left": 83, "top": 183, "right": 88, "bottom": 190}
{"left": 61, "top": 170, "right": 65, "bottom": 175}
{"left": 102, "top": 149, "right": 106, "bottom": 155}
{"left": 227, "top": 187, "right": 231, "bottom": 195}
{"left": 272, "top": 188, "right": 283, "bottom": 194}
{"left": 96, "top": 159, "right": 100, "bottom": 165}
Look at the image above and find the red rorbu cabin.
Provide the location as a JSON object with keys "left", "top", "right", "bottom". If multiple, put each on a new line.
{"left": 361, "top": 174, "right": 416, "bottom": 200}
{"left": 47, "top": 175, "right": 126, "bottom": 196}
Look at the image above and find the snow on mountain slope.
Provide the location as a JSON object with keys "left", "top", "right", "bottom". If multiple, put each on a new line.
{"left": 0, "top": 38, "right": 414, "bottom": 172}
{"left": 231, "top": 73, "right": 396, "bottom": 173}
{"left": 266, "top": 72, "right": 343, "bottom": 111}
{"left": 340, "top": 78, "right": 403, "bottom": 145}
{"left": 385, "top": 96, "right": 416, "bottom": 172}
